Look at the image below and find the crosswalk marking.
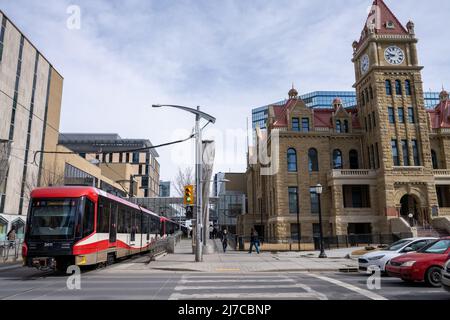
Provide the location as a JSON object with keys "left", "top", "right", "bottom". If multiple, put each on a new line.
{"left": 169, "top": 274, "right": 328, "bottom": 300}
{"left": 169, "top": 293, "right": 323, "bottom": 300}
{"left": 174, "top": 284, "right": 306, "bottom": 291}
{"left": 179, "top": 279, "right": 294, "bottom": 284}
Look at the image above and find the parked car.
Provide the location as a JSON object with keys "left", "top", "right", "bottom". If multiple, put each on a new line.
{"left": 386, "top": 237, "right": 450, "bottom": 287}
{"left": 442, "top": 259, "right": 450, "bottom": 293}
{"left": 358, "top": 237, "right": 437, "bottom": 274}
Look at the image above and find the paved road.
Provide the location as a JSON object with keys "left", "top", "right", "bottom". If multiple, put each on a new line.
{"left": 0, "top": 259, "right": 449, "bottom": 300}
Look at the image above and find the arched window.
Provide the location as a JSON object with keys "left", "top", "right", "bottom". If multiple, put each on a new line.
{"left": 349, "top": 150, "right": 359, "bottom": 169}
{"left": 287, "top": 148, "right": 297, "bottom": 172}
{"left": 308, "top": 148, "right": 319, "bottom": 172}
{"left": 336, "top": 120, "right": 342, "bottom": 133}
{"left": 405, "top": 80, "right": 412, "bottom": 96}
{"left": 395, "top": 80, "right": 402, "bottom": 95}
{"left": 369, "top": 86, "right": 374, "bottom": 100}
{"left": 333, "top": 149, "right": 343, "bottom": 169}
{"left": 344, "top": 120, "right": 349, "bottom": 133}
{"left": 385, "top": 80, "right": 392, "bottom": 96}
{"left": 432, "top": 150, "right": 439, "bottom": 169}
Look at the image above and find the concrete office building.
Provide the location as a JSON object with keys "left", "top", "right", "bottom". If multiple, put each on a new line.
{"left": 0, "top": 10, "right": 63, "bottom": 238}
{"left": 58, "top": 133, "right": 160, "bottom": 198}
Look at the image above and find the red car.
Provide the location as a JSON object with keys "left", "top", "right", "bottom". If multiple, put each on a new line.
{"left": 386, "top": 237, "right": 450, "bottom": 287}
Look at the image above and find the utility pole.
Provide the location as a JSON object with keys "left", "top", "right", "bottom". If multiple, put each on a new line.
{"left": 152, "top": 104, "right": 215, "bottom": 263}
{"left": 195, "top": 106, "right": 203, "bottom": 262}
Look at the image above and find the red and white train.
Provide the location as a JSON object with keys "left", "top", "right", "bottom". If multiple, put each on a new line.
{"left": 22, "top": 186, "right": 184, "bottom": 271}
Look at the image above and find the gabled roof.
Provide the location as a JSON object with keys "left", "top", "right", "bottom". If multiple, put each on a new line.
{"left": 356, "top": 0, "right": 409, "bottom": 50}
{"left": 428, "top": 98, "right": 450, "bottom": 129}
{"left": 270, "top": 99, "right": 361, "bottom": 130}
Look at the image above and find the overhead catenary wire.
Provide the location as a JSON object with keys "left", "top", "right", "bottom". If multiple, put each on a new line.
{"left": 1, "top": 87, "right": 196, "bottom": 166}
{"left": 31, "top": 133, "right": 196, "bottom": 165}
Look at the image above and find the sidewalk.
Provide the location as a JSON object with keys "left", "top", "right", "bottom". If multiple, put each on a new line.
{"left": 146, "top": 239, "right": 359, "bottom": 273}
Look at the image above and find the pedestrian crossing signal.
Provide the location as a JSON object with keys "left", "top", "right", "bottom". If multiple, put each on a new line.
{"left": 185, "top": 206, "right": 193, "bottom": 220}
{"left": 184, "top": 185, "right": 194, "bottom": 205}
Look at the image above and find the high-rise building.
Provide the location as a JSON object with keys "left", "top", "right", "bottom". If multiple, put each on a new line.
{"left": 58, "top": 133, "right": 160, "bottom": 198}
{"left": 159, "top": 181, "right": 171, "bottom": 197}
{"left": 0, "top": 10, "right": 64, "bottom": 237}
{"left": 240, "top": 0, "right": 450, "bottom": 242}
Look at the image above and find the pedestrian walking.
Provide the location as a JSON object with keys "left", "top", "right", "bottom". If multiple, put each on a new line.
{"left": 7, "top": 226, "right": 16, "bottom": 249}
{"left": 248, "top": 228, "right": 260, "bottom": 254}
{"left": 222, "top": 228, "right": 228, "bottom": 253}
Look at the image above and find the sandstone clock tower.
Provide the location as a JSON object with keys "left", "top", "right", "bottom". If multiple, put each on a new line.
{"left": 351, "top": 0, "right": 438, "bottom": 230}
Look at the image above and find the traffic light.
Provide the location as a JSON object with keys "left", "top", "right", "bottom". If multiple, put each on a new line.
{"left": 185, "top": 206, "right": 193, "bottom": 220}
{"left": 184, "top": 185, "right": 194, "bottom": 205}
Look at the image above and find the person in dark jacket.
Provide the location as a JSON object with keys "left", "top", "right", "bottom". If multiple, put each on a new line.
{"left": 248, "top": 228, "right": 260, "bottom": 254}
{"left": 222, "top": 229, "right": 228, "bottom": 252}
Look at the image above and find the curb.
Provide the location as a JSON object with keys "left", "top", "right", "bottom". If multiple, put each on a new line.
{"left": 0, "top": 263, "right": 23, "bottom": 272}
{"left": 145, "top": 267, "right": 359, "bottom": 273}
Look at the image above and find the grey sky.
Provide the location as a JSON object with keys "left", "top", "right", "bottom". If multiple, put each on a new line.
{"left": 1, "top": 0, "right": 449, "bottom": 185}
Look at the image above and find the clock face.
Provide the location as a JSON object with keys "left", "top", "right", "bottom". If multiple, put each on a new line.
{"left": 384, "top": 46, "right": 405, "bottom": 65}
{"left": 361, "top": 54, "right": 370, "bottom": 74}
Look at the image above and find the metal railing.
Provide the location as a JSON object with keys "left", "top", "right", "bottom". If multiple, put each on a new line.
{"left": 0, "top": 240, "right": 23, "bottom": 263}
{"left": 148, "top": 231, "right": 184, "bottom": 259}
{"left": 235, "top": 233, "right": 413, "bottom": 251}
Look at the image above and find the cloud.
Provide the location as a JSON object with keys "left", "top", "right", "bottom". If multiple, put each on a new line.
{"left": 1, "top": 0, "right": 449, "bottom": 183}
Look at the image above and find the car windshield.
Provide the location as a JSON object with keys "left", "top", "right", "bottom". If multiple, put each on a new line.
{"left": 29, "top": 198, "right": 80, "bottom": 240}
{"left": 419, "top": 240, "right": 450, "bottom": 254}
{"left": 386, "top": 239, "right": 412, "bottom": 251}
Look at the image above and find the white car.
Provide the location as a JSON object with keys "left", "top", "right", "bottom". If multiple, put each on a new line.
{"left": 358, "top": 237, "right": 437, "bottom": 274}
{"left": 442, "top": 259, "right": 450, "bottom": 292}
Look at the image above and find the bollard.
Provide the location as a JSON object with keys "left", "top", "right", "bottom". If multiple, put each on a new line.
{"left": 167, "top": 236, "right": 176, "bottom": 254}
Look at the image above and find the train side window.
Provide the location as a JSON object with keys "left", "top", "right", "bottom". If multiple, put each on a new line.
{"left": 135, "top": 211, "right": 141, "bottom": 234}
{"left": 142, "top": 215, "right": 149, "bottom": 240}
{"left": 118, "top": 206, "right": 125, "bottom": 233}
{"left": 150, "top": 216, "right": 157, "bottom": 234}
{"left": 97, "top": 199, "right": 109, "bottom": 233}
{"left": 125, "top": 210, "right": 131, "bottom": 233}
{"left": 130, "top": 211, "right": 136, "bottom": 241}
{"left": 83, "top": 199, "right": 95, "bottom": 238}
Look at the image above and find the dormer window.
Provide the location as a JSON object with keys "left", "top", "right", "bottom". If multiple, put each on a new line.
{"left": 386, "top": 21, "right": 395, "bottom": 29}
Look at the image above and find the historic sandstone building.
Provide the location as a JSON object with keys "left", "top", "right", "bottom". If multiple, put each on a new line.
{"left": 238, "top": 0, "right": 450, "bottom": 242}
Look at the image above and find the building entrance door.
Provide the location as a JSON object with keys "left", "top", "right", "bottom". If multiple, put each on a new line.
{"left": 400, "top": 195, "right": 427, "bottom": 227}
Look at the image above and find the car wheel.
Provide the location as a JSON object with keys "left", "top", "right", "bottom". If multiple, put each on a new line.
{"left": 425, "top": 267, "right": 443, "bottom": 287}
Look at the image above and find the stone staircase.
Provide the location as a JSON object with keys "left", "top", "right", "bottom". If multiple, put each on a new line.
{"left": 417, "top": 226, "right": 449, "bottom": 238}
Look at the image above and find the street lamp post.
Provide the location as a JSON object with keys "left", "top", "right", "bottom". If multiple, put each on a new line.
{"left": 152, "top": 104, "right": 216, "bottom": 262}
{"left": 311, "top": 184, "right": 327, "bottom": 259}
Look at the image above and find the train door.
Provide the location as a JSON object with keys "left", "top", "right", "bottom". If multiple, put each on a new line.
{"left": 109, "top": 202, "right": 117, "bottom": 244}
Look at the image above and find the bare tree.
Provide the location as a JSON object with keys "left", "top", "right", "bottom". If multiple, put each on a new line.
{"left": 23, "top": 169, "right": 65, "bottom": 203}
{"left": 173, "top": 166, "right": 194, "bottom": 197}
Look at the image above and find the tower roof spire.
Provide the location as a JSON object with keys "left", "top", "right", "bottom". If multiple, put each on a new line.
{"left": 355, "top": 0, "right": 409, "bottom": 50}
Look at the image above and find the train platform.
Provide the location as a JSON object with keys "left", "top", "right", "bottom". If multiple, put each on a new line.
{"left": 141, "top": 238, "right": 360, "bottom": 273}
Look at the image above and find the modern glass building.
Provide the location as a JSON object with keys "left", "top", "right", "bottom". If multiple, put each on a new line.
{"left": 424, "top": 91, "right": 441, "bottom": 109}
{"left": 252, "top": 90, "right": 441, "bottom": 129}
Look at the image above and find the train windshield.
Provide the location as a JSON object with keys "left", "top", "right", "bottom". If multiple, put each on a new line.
{"left": 29, "top": 199, "right": 80, "bottom": 240}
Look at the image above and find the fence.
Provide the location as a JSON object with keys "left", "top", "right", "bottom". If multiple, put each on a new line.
{"left": 0, "top": 240, "right": 23, "bottom": 263}
{"left": 235, "top": 233, "right": 413, "bottom": 251}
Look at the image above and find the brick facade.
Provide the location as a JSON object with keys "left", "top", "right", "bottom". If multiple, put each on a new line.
{"left": 238, "top": 0, "right": 450, "bottom": 242}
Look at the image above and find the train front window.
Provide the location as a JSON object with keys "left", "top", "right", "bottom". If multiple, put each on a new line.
{"left": 29, "top": 199, "right": 79, "bottom": 239}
